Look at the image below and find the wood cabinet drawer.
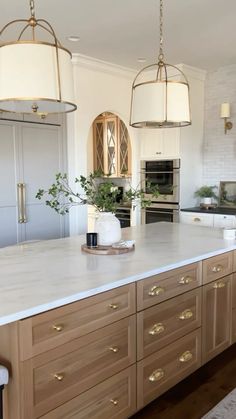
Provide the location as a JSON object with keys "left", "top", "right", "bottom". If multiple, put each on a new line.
{"left": 137, "top": 329, "right": 201, "bottom": 410}
{"left": 21, "top": 316, "right": 136, "bottom": 418}
{"left": 19, "top": 283, "right": 136, "bottom": 360}
{"left": 232, "top": 273, "right": 236, "bottom": 309}
{"left": 39, "top": 365, "right": 136, "bottom": 419}
{"left": 202, "top": 252, "right": 233, "bottom": 285}
{"left": 137, "top": 262, "right": 201, "bottom": 310}
{"left": 202, "top": 275, "right": 231, "bottom": 364}
{"left": 137, "top": 288, "right": 201, "bottom": 360}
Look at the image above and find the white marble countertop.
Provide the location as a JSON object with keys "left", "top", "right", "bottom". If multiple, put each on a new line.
{"left": 0, "top": 222, "right": 235, "bottom": 326}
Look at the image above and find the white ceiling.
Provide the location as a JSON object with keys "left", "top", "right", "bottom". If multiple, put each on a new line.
{"left": 1, "top": 0, "right": 236, "bottom": 71}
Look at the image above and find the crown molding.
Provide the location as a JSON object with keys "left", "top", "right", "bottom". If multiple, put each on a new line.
{"left": 72, "top": 53, "right": 136, "bottom": 79}
{"left": 177, "top": 64, "right": 207, "bottom": 81}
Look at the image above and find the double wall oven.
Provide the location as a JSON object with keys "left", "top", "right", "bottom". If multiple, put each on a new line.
{"left": 141, "top": 159, "right": 180, "bottom": 224}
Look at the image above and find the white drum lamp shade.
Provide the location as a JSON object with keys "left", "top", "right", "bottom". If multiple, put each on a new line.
{"left": 0, "top": 43, "right": 76, "bottom": 114}
{"left": 0, "top": 0, "right": 77, "bottom": 115}
{"left": 130, "top": 79, "right": 190, "bottom": 128}
{"left": 129, "top": 0, "right": 191, "bottom": 129}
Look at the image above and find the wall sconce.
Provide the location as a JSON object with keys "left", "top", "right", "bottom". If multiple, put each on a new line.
{"left": 220, "top": 103, "right": 233, "bottom": 134}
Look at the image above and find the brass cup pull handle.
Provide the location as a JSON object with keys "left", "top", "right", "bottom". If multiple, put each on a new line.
{"left": 109, "top": 346, "right": 119, "bottom": 353}
{"left": 193, "top": 217, "right": 201, "bottom": 222}
{"left": 110, "top": 399, "right": 119, "bottom": 406}
{"left": 148, "top": 286, "right": 165, "bottom": 297}
{"left": 179, "top": 309, "right": 193, "bottom": 320}
{"left": 179, "top": 276, "right": 193, "bottom": 285}
{"left": 149, "top": 368, "right": 165, "bottom": 382}
{"left": 54, "top": 373, "right": 64, "bottom": 381}
{"left": 211, "top": 264, "right": 223, "bottom": 273}
{"left": 179, "top": 350, "right": 193, "bottom": 363}
{"left": 149, "top": 323, "right": 165, "bottom": 336}
{"left": 213, "top": 281, "right": 226, "bottom": 289}
{"left": 52, "top": 324, "right": 64, "bottom": 332}
{"left": 109, "top": 303, "right": 119, "bottom": 310}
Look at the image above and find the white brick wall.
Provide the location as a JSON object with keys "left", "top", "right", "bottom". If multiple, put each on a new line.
{"left": 203, "top": 64, "right": 236, "bottom": 188}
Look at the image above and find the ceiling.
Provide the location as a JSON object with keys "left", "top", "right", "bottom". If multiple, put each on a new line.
{"left": 1, "top": 0, "right": 236, "bottom": 71}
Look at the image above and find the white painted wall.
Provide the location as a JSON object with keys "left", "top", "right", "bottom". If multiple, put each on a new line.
{"left": 203, "top": 64, "right": 236, "bottom": 188}
{"left": 66, "top": 55, "right": 140, "bottom": 235}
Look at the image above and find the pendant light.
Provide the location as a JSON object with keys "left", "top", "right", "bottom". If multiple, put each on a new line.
{"left": 130, "top": 0, "right": 191, "bottom": 128}
{"left": 0, "top": 0, "right": 77, "bottom": 116}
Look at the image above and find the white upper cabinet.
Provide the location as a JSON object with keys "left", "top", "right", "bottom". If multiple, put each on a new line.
{"left": 140, "top": 126, "right": 180, "bottom": 160}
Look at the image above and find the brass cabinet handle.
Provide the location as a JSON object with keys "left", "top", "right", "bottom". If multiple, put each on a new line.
{"left": 109, "top": 346, "right": 119, "bottom": 353}
{"left": 193, "top": 217, "right": 201, "bottom": 222}
{"left": 149, "top": 368, "right": 165, "bottom": 382}
{"left": 110, "top": 399, "right": 119, "bottom": 406}
{"left": 148, "top": 323, "right": 165, "bottom": 336}
{"left": 52, "top": 324, "right": 64, "bottom": 332}
{"left": 148, "top": 286, "right": 165, "bottom": 297}
{"left": 109, "top": 303, "right": 119, "bottom": 310}
{"left": 179, "top": 309, "right": 193, "bottom": 320}
{"left": 179, "top": 276, "right": 193, "bottom": 285}
{"left": 211, "top": 264, "right": 223, "bottom": 273}
{"left": 179, "top": 350, "right": 193, "bottom": 363}
{"left": 54, "top": 373, "right": 64, "bottom": 381}
{"left": 213, "top": 281, "right": 226, "bottom": 289}
{"left": 17, "top": 183, "right": 27, "bottom": 223}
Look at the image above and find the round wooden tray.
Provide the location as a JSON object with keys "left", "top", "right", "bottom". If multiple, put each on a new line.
{"left": 81, "top": 243, "right": 135, "bottom": 255}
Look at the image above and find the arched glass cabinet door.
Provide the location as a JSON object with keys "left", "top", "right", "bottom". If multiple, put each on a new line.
{"left": 93, "top": 112, "right": 131, "bottom": 177}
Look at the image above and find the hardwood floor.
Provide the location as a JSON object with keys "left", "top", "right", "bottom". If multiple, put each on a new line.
{"left": 132, "top": 343, "right": 236, "bottom": 419}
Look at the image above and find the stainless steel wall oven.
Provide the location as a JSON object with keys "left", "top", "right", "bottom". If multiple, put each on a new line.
{"left": 141, "top": 159, "right": 180, "bottom": 224}
{"left": 141, "top": 159, "right": 180, "bottom": 203}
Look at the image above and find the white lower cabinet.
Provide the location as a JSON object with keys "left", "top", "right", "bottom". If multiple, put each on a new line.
{"left": 180, "top": 211, "right": 236, "bottom": 229}
{"left": 180, "top": 212, "right": 214, "bottom": 227}
{"left": 213, "top": 214, "right": 236, "bottom": 228}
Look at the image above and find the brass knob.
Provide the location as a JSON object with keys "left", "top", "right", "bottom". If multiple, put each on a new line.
{"left": 179, "top": 309, "right": 193, "bottom": 320}
{"left": 109, "top": 303, "right": 119, "bottom": 310}
{"left": 148, "top": 323, "right": 165, "bottom": 336}
{"left": 213, "top": 281, "right": 226, "bottom": 289}
{"left": 110, "top": 399, "right": 119, "bottom": 406}
{"left": 148, "top": 286, "right": 165, "bottom": 297}
{"left": 179, "top": 276, "right": 193, "bottom": 285}
{"left": 109, "top": 346, "right": 119, "bottom": 353}
{"left": 54, "top": 373, "right": 64, "bottom": 381}
{"left": 211, "top": 264, "right": 223, "bottom": 273}
{"left": 149, "top": 368, "right": 165, "bottom": 382}
{"left": 52, "top": 324, "right": 64, "bottom": 332}
{"left": 179, "top": 350, "right": 193, "bottom": 363}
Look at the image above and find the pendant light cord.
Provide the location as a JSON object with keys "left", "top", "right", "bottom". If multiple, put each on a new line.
{"left": 158, "top": 0, "right": 164, "bottom": 62}
{"left": 29, "top": 0, "right": 35, "bottom": 18}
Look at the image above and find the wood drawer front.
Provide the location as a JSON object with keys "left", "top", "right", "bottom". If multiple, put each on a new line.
{"left": 39, "top": 365, "right": 136, "bottom": 419}
{"left": 137, "top": 329, "right": 201, "bottom": 410}
{"left": 232, "top": 308, "right": 236, "bottom": 344}
{"left": 137, "top": 288, "right": 201, "bottom": 360}
{"left": 137, "top": 262, "right": 201, "bottom": 311}
{"left": 232, "top": 273, "right": 236, "bottom": 309}
{"left": 21, "top": 316, "right": 136, "bottom": 419}
{"left": 19, "top": 283, "right": 136, "bottom": 360}
{"left": 202, "top": 252, "right": 233, "bottom": 285}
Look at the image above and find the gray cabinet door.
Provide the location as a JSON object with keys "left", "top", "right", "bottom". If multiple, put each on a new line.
{"left": 0, "top": 118, "right": 68, "bottom": 247}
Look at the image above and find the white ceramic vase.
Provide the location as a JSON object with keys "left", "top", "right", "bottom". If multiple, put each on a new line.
{"left": 202, "top": 197, "right": 212, "bottom": 205}
{"left": 95, "top": 212, "right": 121, "bottom": 246}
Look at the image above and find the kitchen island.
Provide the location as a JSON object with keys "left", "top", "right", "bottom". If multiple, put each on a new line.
{"left": 1, "top": 222, "right": 236, "bottom": 418}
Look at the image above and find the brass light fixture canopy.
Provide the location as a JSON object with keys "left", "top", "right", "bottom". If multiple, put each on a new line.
{"left": 0, "top": 0, "right": 77, "bottom": 115}
{"left": 130, "top": 0, "right": 191, "bottom": 128}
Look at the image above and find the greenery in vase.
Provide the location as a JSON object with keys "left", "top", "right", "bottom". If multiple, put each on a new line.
{"left": 36, "top": 171, "right": 159, "bottom": 215}
{"left": 194, "top": 185, "right": 218, "bottom": 199}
